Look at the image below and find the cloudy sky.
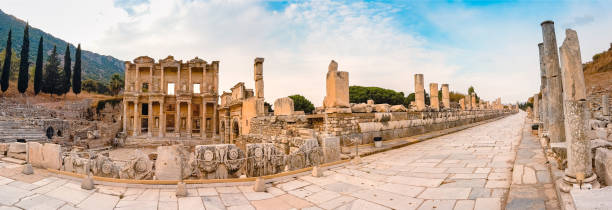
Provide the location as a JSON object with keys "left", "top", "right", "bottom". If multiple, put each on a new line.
{"left": 3, "top": 0, "right": 612, "bottom": 105}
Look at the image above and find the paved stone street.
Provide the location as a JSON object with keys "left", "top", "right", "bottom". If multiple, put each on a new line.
{"left": 0, "top": 112, "right": 527, "bottom": 210}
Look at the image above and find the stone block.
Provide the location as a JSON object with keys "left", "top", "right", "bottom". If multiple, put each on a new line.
{"left": 374, "top": 104, "right": 390, "bottom": 113}
{"left": 27, "top": 142, "right": 44, "bottom": 167}
{"left": 321, "top": 136, "right": 340, "bottom": 163}
{"left": 8, "top": 143, "right": 26, "bottom": 153}
{"left": 594, "top": 148, "right": 612, "bottom": 186}
{"left": 323, "top": 60, "right": 349, "bottom": 108}
{"left": 0, "top": 143, "right": 8, "bottom": 153}
{"left": 595, "top": 128, "right": 608, "bottom": 140}
{"left": 274, "top": 97, "right": 294, "bottom": 116}
{"left": 41, "top": 143, "right": 62, "bottom": 170}
{"left": 351, "top": 103, "right": 372, "bottom": 113}
{"left": 390, "top": 105, "right": 407, "bottom": 112}
{"left": 155, "top": 145, "right": 190, "bottom": 180}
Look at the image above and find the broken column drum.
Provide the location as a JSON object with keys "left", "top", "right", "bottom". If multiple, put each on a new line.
{"left": 541, "top": 20, "right": 566, "bottom": 144}
{"left": 558, "top": 28, "right": 599, "bottom": 192}
{"left": 414, "top": 74, "right": 425, "bottom": 111}
{"left": 429, "top": 83, "right": 439, "bottom": 111}
{"left": 441, "top": 84, "right": 450, "bottom": 109}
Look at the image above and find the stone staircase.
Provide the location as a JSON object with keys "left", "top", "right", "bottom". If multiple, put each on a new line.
{"left": 0, "top": 120, "right": 47, "bottom": 142}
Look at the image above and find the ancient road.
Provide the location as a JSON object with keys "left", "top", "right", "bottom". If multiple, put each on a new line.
{"left": 0, "top": 112, "right": 527, "bottom": 210}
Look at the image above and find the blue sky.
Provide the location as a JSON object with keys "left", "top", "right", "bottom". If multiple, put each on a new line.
{"left": 4, "top": 0, "right": 612, "bottom": 105}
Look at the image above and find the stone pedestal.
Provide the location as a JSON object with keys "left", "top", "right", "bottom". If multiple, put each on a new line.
{"left": 414, "top": 74, "right": 425, "bottom": 111}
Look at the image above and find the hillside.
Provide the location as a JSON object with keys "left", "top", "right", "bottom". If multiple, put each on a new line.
{"left": 584, "top": 43, "right": 612, "bottom": 95}
{"left": 0, "top": 9, "right": 124, "bottom": 82}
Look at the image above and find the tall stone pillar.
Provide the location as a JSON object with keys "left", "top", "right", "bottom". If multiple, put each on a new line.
{"left": 213, "top": 103, "right": 218, "bottom": 136}
{"left": 541, "top": 20, "right": 566, "bottom": 144}
{"left": 123, "top": 100, "right": 128, "bottom": 132}
{"left": 441, "top": 84, "right": 450, "bottom": 109}
{"left": 254, "top": 58, "right": 264, "bottom": 99}
{"left": 533, "top": 93, "right": 540, "bottom": 121}
{"left": 159, "top": 101, "right": 165, "bottom": 137}
{"left": 176, "top": 102, "right": 181, "bottom": 137}
{"left": 187, "top": 102, "right": 192, "bottom": 136}
{"left": 202, "top": 102, "right": 207, "bottom": 139}
{"left": 414, "top": 74, "right": 425, "bottom": 111}
{"left": 471, "top": 93, "right": 476, "bottom": 110}
{"left": 558, "top": 28, "right": 599, "bottom": 192}
{"left": 459, "top": 98, "right": 465, "bottom": 110}
{"left": 465, "top": 95, "right": 471, "bottom": 110}
{"left": 429, "top": 83, "right": 439, "bottom": 111}
{"left": 539, "top": 43, "right": 548, "bottom": 128}
{"left": 133, "top": 101, "right": 139, "bottom": 136}
{"left": 603, "top": 95, "right": 609, "bottom": 116}
{"left": 148, "top": 102, "right": 153, "bottom": 137}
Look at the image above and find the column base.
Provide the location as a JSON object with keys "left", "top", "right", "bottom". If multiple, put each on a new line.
{"left": 559, "top": 173, "right": 600, "bottom": 192}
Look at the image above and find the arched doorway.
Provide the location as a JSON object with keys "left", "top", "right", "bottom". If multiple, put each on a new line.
{"left": 231, "top": 120, "right": 240, "bottom": 143}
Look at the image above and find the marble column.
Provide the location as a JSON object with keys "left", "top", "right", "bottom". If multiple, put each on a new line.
{"left": 541, "top": 20, "right": 566, "bottom": 144}
{"left": 133, "top": 101, "right": 139, "bottom": 136}
{"left": 202, "top": 102, "right": 207, "bottom": 139}
{"left": 441, "top": 84, "right": 450, "bottom": 109}
{"left": 148, "top": 102, "right": 153, "bottom": 137}
{"left": 187, "top": 102, "right": 192, "bottom": 136}
{"left": 176, "top": 102, "right": 181, "bottom": 137}
{"left": 254, "top": 58, "right": 264, "bottom": 99}
{"left": 459, "top": 98, "right": 465, "bottom": 110}
{"left": 533, "top": 93, "right": 539, "bottom": 122}
{"left": 213, "top": 103, "right": 218, "bottom": 136}
{"left": 539, "top": 43, "right": 548, "bottom": 129}
{"left": 159, "top": 101, "right": 165, "bottom": 137}
{"left": 465, "top": 95, "right": 471, "bottom": 110}
{"left": 123, "top": 100, "right": 128, "bottom": 132}
{"left": 558, "top": 28, "right": 599, "bottom": 192}
{"left": 414, "top": 74, "right": 425, "bottom": 111}
{"left": 603, "top": 95, "right": 609, "bottom": 116}
{"left": 429, "top": 83, "right": 439, "bottom": 111}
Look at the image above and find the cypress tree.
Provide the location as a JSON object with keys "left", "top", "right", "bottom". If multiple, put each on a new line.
{"left": 63, "top": 44, "right": 71, "bottom": 94}
{"left": 1, "top": 30, "right": 12, "bottom": 92}
{"left": 34, "top": 36, "right": 43, "bottom": 95}
{"left": 43, "top": 45, "right": 60, "bottom": 96}
{"left": 18, "top": 23, "right": 30, "bottom": 94}
{"left": 72, "top": 44, "right": 81, "bottom": 95}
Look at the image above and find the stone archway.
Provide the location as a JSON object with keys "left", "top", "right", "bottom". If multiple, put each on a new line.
{"left": 231, "top": 119, "right": 240, "bottom": 143}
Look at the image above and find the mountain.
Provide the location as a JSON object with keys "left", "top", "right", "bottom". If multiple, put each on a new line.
{"left": 584, "top": 43, "right": 612, "bottom": 95}
{"left": 0, "top": 9, "right": 124, "bottom": 82}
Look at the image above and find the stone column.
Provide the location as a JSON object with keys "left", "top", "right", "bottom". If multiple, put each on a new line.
{"left": 187, "top": 102, "right": 192, "bottom": 136}
{"left": 471, "top": 93, "right": 476, "bottom": 110}
{"left": 213, "top": 103, "right": 218, "bottom": 136}
{"left": 133, "top": 101, "right": 139, "bottom": 136}
{"left": 161, "top": 67, "right": 165, "bottom": 94}
{"left": 541, "top": 20, "right": 566, "bottom": 144}
{"left": 202, "top": 102, "right": 207, "bottom": 139}
{"left": 603, "top": 95, "right": 609, "bottom": 116}
{"left": 159, "top": 101, "right": 165, "bottom": 137}
{"left": 459, "top": 98, "right": 465, "bottom": 110}
{"left": 533, "top": 93, "right": 540, "bottom": 122}
{"left": 176, "top": 102, "right": 181, "bottom": 137}
{"left": 465, "top": 95, "right": 471, "bottom": 110}
{"left": 441, "top": 84, "right": 450, "bottom": 109}
{"left": 123, "top": 100, "right": 128, "bottom": 132}
{"left": 539, "top": 43, "right": 548, "bottom": 128}
{"left": 429, "top": 83, "right": 439, "bottom": 111}
{"left": 254, "top": 58, "right": 264, "bottom": 99}
{"left": 148, "top": 102, "right": 153, "bottom": 137}
{"left": 414, "top": 74, "right": 425, "bottom": 111}
{"left": 558, "top": 28, "right": 599, "bottom": 192}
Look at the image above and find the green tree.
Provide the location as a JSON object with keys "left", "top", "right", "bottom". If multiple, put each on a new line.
{"left": 72, "top": 44, "right": 81, "bottom": 95}
{"left": 62, "top": 44, "right": 71, "bottom": 94}
{"left": 34, "top": 37, "right": 43, "bottom": 95}
{"left": 467, "top": 86, "right": 480, "bottom": 103}
{"left": 17, "top": 24, "right": 29, "bottom": 94}
{"left": 109, "top": 73, "right": 124, "bottom": 96}
{"left": 42, "top": 45, "right": 61, "bottom": 96}
{"left": 289, "top": 94, "right": 315, "bottom": 114}
{"left": 1, "top": 30, "right": 12, "bottom": 92}
{"left": 349, "top": 86, "right": 405, "bottom": 105}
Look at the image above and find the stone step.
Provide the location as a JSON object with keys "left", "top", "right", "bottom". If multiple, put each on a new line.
{"left": 1, "top": 157, "right": 26, "bottom": 164}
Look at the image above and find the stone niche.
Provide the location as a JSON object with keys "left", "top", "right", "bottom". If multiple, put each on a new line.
{"left": 193, "top": 144, "right": 245, "bottom": 179}
{"left": 323, "top": 60, "right": 350, "bottom": 109}
{"left": 246, "top": 143, "right": 285, "bottom": 177}
{"left": 274, "top": 97, "right": 294, "bottom": 116}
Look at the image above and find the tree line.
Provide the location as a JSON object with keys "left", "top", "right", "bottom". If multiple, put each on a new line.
{"left": 0, "top": 24, "right": 82, "bottom": 96}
